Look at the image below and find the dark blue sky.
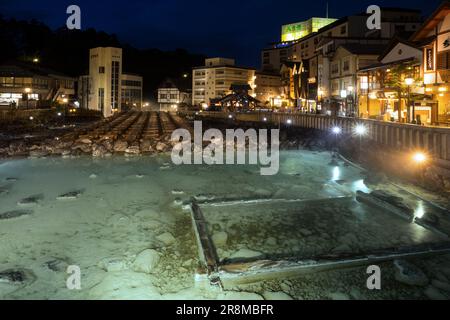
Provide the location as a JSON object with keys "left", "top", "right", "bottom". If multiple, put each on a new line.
{"left": 0, "top": 0, "right": 444, "bottom": 67}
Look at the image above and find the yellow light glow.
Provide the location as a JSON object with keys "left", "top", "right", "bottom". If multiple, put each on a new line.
{"left": 24, "top": 88, "right": 31, "bottom": 93}
{"left": 438, "top": 87, "right": 447, "bottom": 92}
{"left": 413, "top": 152, "right": 427, "bottom": 164}
{"left": 425, "top": 87, "right": 433, "bottom": 92}
{"left": 405, "top": 78, "right": 414, "bottom": 86}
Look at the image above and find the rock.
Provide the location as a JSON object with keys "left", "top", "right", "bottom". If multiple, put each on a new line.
{"left": 156, "top": 232, "right": 176, "bottom": 246}
{"left": 262, "top": 291, "right": 293, "bottom": 300}
{"left": 229, "top": 249, "right": 263, "bottom": 260}
{"left": 92, "top": 144, "right": 108, "bottom": 157}
{"left": 57, "top": 189, "right": 84, "bottom": 200}
{"left": 89, "top": 271, "right": 161, "bottom": 300}
{"left": 29, "top": 150, "right": 48, "bottom": 158}
{"left": 171, "top": 189, "right": 185, "bottom": 195}
{"left": 43, "top": 258, "right": 70, "bottom": 272}
{"left": 133, "top": 249, "right": 160, "bottom": 274}
{"left": 101, "top": 139, "right": 114, "bottom": 152}
{"left": 299, "top": 228, "right": 313, "bottom": 237}
{"left": 394, "top": 260, "right": 429, "bottom": 287}
{"left": 156, "top": 142, "right": 168, "bottom": 152}
{"left": 140, "top": 141, "right": 153, "bottom": 153}
{"left": 80, "top": 138, "right": 92, "bottom": 144}
{"left": 265, "top": 237, "right": 277, "bottom": 246}
{"left": 89, "top": 174, "right": 98, "bottom": 179}
{"left": 212, "top": 232, "right": 228, "bottom": 246}
{"left": 114, "top": 140, "right": 128, "bottom": 153}
{"left": 17, "top": 194, "right": 44, "bottom": 207}
{"left": 328, "top": 292, "right": 350, "bottom": 300}
{"left": 125, "top": 146, "right": 141, "bottom": 155}
{"left": 0, "top": 269, "right": 36, "bottom": 286}
{"left": 173, "top": 198, "right": 183, "bottom": 206}
{"left": 98, "top": 257, "right": 128, "bottom": 272}
{"left": 424, "top": 286, "right": 447, "bottom": 300}
{"left": 0, "top": 186, "right": 10, "bottom": 196}
{"left": 71, "top": 143, "right": 92, "bottom": 154}
{"left": 254, "top": 188, "right": 272, "bottom": 197}
{"left": 431, "top": 279, "right": 450, "bottom": 292}
{"left": 0, "top": 210, "right": 32, "bottom": 220}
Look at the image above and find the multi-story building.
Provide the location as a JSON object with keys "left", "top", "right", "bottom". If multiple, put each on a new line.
{"left": 328, "top": 43, "right": 385, "bottom": 116}
{"left": 192, "top": 58, "right": 255, "bottom": 107}
{"left": 88, "top": 47, "right": 123, "bottom": 117}
{"left": 254, "top": 72, "right": 282, "bottom": 107}
{"left": 411, "top": 1, "right": 450, "bottom": 125}
{"left": 121, "top": 73, "right": 143, "bottom": 110}
{"left": 262, "top": 8, "right": 423, "bottom": 111}
{"left": 357, "top": 38, "right": 424, "bottom": 123}
{"left": 81, "top": 47, "right": 143, "bottom": 117}
{"left": 158, "top": 77, "right": 192, "bottom": 112}
{"left": 0, "top": 61, "right": 76, "bottom": 108}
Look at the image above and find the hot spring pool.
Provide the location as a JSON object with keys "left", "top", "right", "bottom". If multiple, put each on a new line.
{"left": 0, "top": 151, "right": 448, "bottom": 300}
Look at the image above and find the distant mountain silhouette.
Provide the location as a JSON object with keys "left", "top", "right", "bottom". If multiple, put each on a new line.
{"left": 0, "top": 15, "right": 206, "bottom": 100}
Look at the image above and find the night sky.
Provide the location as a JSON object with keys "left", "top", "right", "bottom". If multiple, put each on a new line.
{"left": 0, "top": 0, "right": 444, "bottom": 67}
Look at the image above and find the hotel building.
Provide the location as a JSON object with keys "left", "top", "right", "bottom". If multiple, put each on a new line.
{"left": 0, "top": 61, "right": 76, "bottom": 108}
{"left": 411, "top": 1, "right": 450, "bottom": 125}
{"left": 262, "top": 8, "right": 423, "bottom": 111}
{"left": 192, "top": 58, "right": 255, "bottom": 107}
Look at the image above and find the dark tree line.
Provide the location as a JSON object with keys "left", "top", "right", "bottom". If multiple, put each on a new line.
{"left": 0, "top": 15, "right": 206, "bottom": 99}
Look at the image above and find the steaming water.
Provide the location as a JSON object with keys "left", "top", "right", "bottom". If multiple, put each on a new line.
{"left": 0, "top": 151, "right": 448, "bottom": 300}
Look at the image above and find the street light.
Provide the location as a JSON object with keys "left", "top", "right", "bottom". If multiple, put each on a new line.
{"left": 413, "top": 152, "right": 427, "bottom": 164}
{"left": 354, "top": 124, "right": 367, "bottom": 136}
{"left": 413, "top": 151, "right": 428, "bottom": 183}
{"left": 354, "top": 124, "right": 367, "bottom": 162}
{"left": 405, "top": 78, "right": 414, "bottom": 123}
{"left": 332, "top": 126, "right": 342, "bottom": 135}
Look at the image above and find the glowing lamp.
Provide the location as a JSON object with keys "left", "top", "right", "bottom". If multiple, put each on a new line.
{"left": 355, "top": 124, "right": 367, "bottom": 136}
{"left": 405, "top": 78, "right": 414, "bottom": 86}
{"left": 413, "top": 152, "right": 427, "bottom": 164}
{"left": 332, "top": 126, "right": 342, "bottom": 135}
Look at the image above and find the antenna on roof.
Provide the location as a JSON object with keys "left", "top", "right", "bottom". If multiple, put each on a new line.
{"left": 326, "top": 2, "right": 329, "bottom": 18}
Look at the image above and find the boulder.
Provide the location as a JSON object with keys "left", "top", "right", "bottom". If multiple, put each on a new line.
{"left": 114, "top": 140, "right": 128, "bottom": 153}
{"left": 156, "top": 142, "right": 168, "bottom": 152}
{"left": 156, "top": 232, "right": 176, "bottom": 246}
{"left": 92, "top": 144, "right": 108, "bottom": 157}
{"left": 394, "top": 259, "right": 429, "bottom": 287}
{"left": 98, "top": 257, "right": 128, "bottom": 272}
{"left": 0, "top": 210, "right": 32, "bottom": 220}
{"left": 133, "top": 249, "right": 160, "bottom": 274}
{"left": 125, "top": 146, "right": 141, "bottom": 155}
{"left": 79, "top": 138, "right": 92, "bottom": 145}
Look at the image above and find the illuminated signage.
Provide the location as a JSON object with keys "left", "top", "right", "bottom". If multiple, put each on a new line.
{"left": 281, "top": 17, "right": 337, "bottom": 42}
{"left": 426, "top": 48, "right": 434, "bottom": 71}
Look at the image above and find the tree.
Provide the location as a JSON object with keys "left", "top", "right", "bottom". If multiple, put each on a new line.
{"left": 384, "top": 64, "right": 410, "bottom": 122}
